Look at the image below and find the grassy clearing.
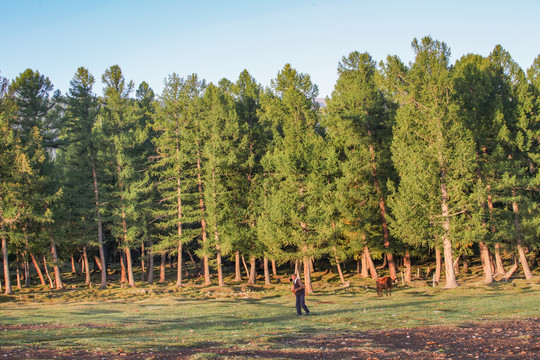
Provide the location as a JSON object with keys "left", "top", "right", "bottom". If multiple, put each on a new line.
{"left": 1, "top": 268, "right": 538, "bottom": 356}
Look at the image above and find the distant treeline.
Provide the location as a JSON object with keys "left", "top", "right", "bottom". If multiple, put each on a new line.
{"left": 1, "top": 36, "right": 539, "bottom": 294}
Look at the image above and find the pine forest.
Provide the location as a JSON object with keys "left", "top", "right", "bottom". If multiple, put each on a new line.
{"left": 2, "top": 36, "right": 540, "bottom": 295}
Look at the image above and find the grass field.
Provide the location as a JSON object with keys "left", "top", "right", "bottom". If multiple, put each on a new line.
{"left": 1, "top": 266, "right": 539, "bottom": 359}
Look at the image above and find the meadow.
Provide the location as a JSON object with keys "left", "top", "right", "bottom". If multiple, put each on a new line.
{"left": 1, "top": 266, "right": 539, "bottom": 359}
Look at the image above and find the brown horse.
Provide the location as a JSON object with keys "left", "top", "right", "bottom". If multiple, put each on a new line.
{"left": 376, "top": 276, "right": 397, "bottom": 297}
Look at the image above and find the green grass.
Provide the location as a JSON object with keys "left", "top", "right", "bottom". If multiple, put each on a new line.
{"left": 1, "top": 271, "right": 538, "bottom": 356}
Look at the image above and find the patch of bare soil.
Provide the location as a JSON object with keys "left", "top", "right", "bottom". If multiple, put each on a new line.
{"left": 1, "top": 318, "right": 538, "bottom": 359}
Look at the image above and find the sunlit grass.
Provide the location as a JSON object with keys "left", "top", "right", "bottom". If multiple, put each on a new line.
{"left": 1, "top": 269, "right": 538, "bottom": 355}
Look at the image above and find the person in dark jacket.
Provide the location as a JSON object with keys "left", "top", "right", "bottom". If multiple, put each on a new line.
{"left": 291, "top": 273, "right": 310, "bottom": 316}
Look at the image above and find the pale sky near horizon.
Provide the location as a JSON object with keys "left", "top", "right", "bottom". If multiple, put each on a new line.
{"left": 1, "top": 0, "right": 539, "bottom": 98}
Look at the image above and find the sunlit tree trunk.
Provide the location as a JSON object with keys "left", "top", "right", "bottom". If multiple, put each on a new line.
{"left": 511, "top": 190, "right": 533, "bottom": 279}
{"left": 50, "top": 238, "right": 64, "bottom": 290}
{"left": 29, "top": 253, "right": 47, "bottom": 285}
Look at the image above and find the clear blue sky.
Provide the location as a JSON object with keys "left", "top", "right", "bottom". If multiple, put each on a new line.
{"left": 1, "top": 0, "right": 539, "bottom": 98}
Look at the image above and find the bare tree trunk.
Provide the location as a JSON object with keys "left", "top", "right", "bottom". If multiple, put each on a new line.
{"left": 303, "top": 256, "right": 313, "bottom": 293}
{"left": 294, "top": 260, "right": 301, "bottom": 277}
{"left": 94, "top": 255, "right": 102, "bottom": 271}
{"left": 120, "top": 253, "right": 127, "bottom": 285}
{"left": 234, "top": 251, "right": 242, "bottom": 281}
{"left": 1, "top": 223, "right": 12, "bottom": 294}
{"left": 511, "top": 191, "right": 533, "bottom": 279}
{"left": 50, "top": 238, "right": 64, "bottom": 290}
{"left": 216, "top": 247, "right": 224, "bottom": 287}
{"left": 147, "top": 238, "right": 154, "bottom": 284}
{"left": 247, "top": 256, "right": 256, "bottom": 285}
{"left": 82, "top": 246, "right": 91, "bottom": 286}
{"left": 43, "top": 257, "right": 54, "bottom": 288}
{"left": 29, "top": 253, "right": 45, "bottom": 286}
{"left": 404, "top": 250, "right": 412, "bottom": 282}
{"left": 505, "top": 257, "right": 518, "bottom": 280}
{"left": 368, "top": 132, "right": 397, "bottom": 279}
{"left": 242, "top": 255, "right": 250, "bottom": 280}
{"left": 435, "top": 248, "right": 442, "bottom": 284}
{"left": 90, "top": 148, "right": 107, "bottom": 289}
{"left": 159, "top": 253, "right": 166, "bottom": 283}
{"left": 271, "top": 259, "right": 277, "bottom": 277}
{"left": 196, "top": 152, "right": 211, "bottom": 285}
{"left": 121, "top": 207, "right": 135, "bottom": 287}
{"left": 141, "top": 241, "right": 146, "bottom": 281}
{"left": 364, "top": 246, "right": 378, "bottom": 279}
{"left": 16, "top": 257, "right": 22, "bottom": 290}
{"left": 463, "top": 254, "right": 470, "bottom": 273}
{"left": 377, "top": 254, "right": 388, "bottom": 270}
{"left": 24, "top": 257, "right": 29, "bottom": 287}
{"left": 176, "top": 168, "right": 183, "bottom": 287}
{"left": 263, "top": 256, "right": 271, "bottom": 285}
{"left": 187, "top": 249, "right": 201, "bottom": 275}
{"left": 440, "top": 174, "right": 459, "bottom": 288}
{"left": 494, "top": 243, "right": 506, "bottom": 277}
{"left": 176, "top": 243, "right": 183, "bottom": 288}
{"left": 453, "top": 254, "right": 460, "bottom": 274}
{"left": 333, "top": 245, "right": 346, "bottom": 285}
{"left": 361, "top": 253, "right": 369, "bottom": 278}
{"left": 479, "top": 241, "right": 494, "bottom": 284}
{"left": 71, "top": 255, "right": 77, "bottom": 274}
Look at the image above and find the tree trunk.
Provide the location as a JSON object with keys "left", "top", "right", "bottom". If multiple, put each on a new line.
{"left": 333, "top": 245, "right": 346, "bottom": 285}
{"left": 159, "top": 253, "right": 166, "bottom": 283}
{"left": 234, "top": 251, "right": 242, "bottom": 281}
{"left": 216, "top": 247, "right": 224, "bottom": 287}
{"left": 147, "top": 238, "right": 154, "bottom": 284}
{"left": 479, "top": 241, "right": 494, "bottom": 284}
{"left": 94, "top": 255, "right": 102, "bottom": 271}
{"left": 176, "top": 170, "right": 183, "bottom": 287}
{"left": 435, "top": 248, "right": 442, "bottom": 284}
{"left": 361, "top": 253, "right": 369, "bottom": 278}
{"left": 187, "top": 249, "right": 201, "bottom": 275}
{"left": 247, "top": 256, "right": 256, "bottom": 285}
{"left": 494, "top": 243, "right": 505, "bottom": 277}
{"left": 294, "top": 260, "right": 301, "bottom": 277}
{"left": 71, "top": 255, "right": 77, "bottom": 274}
{"left": 1, "top": 223, "right": 12, "bottom": 294}
{"left": 511, "top": 191, "right": 533, "bottom": 279}
{"left": 377, "top": 254, "right": 388, "bottom": 270}
{"left": 271, "top": 259, "right": 277, "bottom": 277}
{"left": 141, "top": 241, "right": 146, "bottom": 281}
{"left": 404, "top": 250, "right": 412, "bottom": 282}
{"left": 29, "top": 253, "right": 46, "bottom": 286}
{"left": 303, "top": 257, "right": 313, "bottom": 294}
{"left": 82, "top": 246, "right": 91, "bottom": 286}
{"left": 43, "top": 257, "right": 54, "bottom": 288}
{"left": 440, "top": 174, "right": 459, "bottom": 288}
{"left": 364, "top": 246, "right": 377, "bottom": 279}
{"left": 242, "top": 255, "right": 251, "bottom": 280}
{"left": 120, "top": 253, "right": 127, "bottom": 285}
{"left": 263, "top": 256, "right": 271, "bottom": 285}
{"left": 505, "top": 258, "right": 519, "bottom": 280}
{"left": 121, "top": 207, "right": 135, "bottom": 287}
{"left": 24, "top": 256, "right": 29, "bottom": 287}
{"left": 50, "top": 238, "right": 64, "bottom": 290}
{"left": 195, "top": 152, "right": 211, "bottom": 285}
{"left": 90, "top": 148, "right": 107, "bottom": 289}
{"left": 16, "top": 257, "right": 22, "bottom": 290}
{"left": 368, "top": 132, "right": 397, "bottom": 279}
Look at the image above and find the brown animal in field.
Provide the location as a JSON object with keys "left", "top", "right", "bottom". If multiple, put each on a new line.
{"left": 376, "top": 276, "right": 397, "bottom": 297}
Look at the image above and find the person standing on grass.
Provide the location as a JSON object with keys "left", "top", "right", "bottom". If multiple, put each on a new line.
{"left": 291, "top": 273, "right": 310, "bottom": 316}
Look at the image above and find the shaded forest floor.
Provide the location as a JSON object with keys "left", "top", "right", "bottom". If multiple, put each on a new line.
{"left": 1, "top": 260, "right": 539, "bottom": 359}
